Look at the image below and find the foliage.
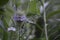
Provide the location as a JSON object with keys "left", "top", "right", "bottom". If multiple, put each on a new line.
{"left": 0, "top": 0, "right": 60, "bottom": 40}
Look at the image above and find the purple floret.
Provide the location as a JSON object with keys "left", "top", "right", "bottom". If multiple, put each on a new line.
{"left": 20, "top": 15, "right": 27, "bottom": 21}
{"left": 13, "top": 14, "right": 27, "bottom": 22}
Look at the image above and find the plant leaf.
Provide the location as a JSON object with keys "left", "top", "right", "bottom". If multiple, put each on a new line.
{"left": 47, "top": 10, "right": 60, "bottom": 20}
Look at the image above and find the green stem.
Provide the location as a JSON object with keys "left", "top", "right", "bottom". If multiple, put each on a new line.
{"left": 43, "top": 0, "right": 48, "bottom": 40}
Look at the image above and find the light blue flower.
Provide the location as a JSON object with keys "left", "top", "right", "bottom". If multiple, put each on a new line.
{"left": 8, "top": 27, "right": 16, "bottom": 31}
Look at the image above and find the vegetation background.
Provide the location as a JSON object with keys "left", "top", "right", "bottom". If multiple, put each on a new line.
{"left": 0, "top": 0, "right": 60, "bottom": 40}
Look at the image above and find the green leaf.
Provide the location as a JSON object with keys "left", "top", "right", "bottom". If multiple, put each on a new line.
{"left": 2, "top": 31, "right": 8, "bottom": 40}
{"left": 0, "top": 28, "right": 3, "bottom": 33}
{"left": 29, "top": 0, "right": 39, "bottom": 13}
{"left": 2, "top": 17, "right": 9, "bottom": 40}
{"left": 4, "top": 6, "right": 14, "bottom": 24}
{"left": 27, "top": 0, "right": 40, "bottom": 16}
{"left": 29, "top": 0, "right": 36, "bottom": 12}
{"left": 27, "top": 12, "right": 37, "bottom": 17}
{"left": 47, "top": 10, "right": 60, "bottom": 20}
{"left": 15, "top": 0, "right": 21, "bottom": 7}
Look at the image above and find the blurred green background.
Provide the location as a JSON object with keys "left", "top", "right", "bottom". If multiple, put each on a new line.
{"left": 0, "top": 0, "right": 60, "bottom": 40}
